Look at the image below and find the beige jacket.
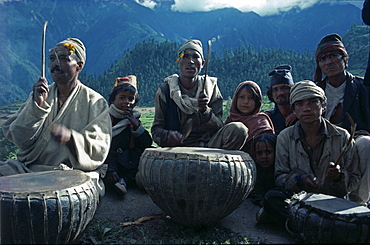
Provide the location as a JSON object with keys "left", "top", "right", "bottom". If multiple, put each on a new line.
{"left": 275, "top": 119, "right": 360, "bottom": 197}
{"left": 3, "top": 81, "right": 112, "bottom": 172}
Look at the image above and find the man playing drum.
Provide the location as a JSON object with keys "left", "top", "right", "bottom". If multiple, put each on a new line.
{"left": 151, "top": 39, "right": 248, "bottom": 149}
{"left": 1, "top": 38, "right": 112, "bottom": 196}
{"left": 314, "top": 33, "right": 370, "bottom": 206}
{"left": 257, "top": 80, "right": 360, "bottom": 223}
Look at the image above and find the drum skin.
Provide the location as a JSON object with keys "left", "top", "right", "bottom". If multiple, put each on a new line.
{"left": 139, "top": 147, "right": 256, "bottom": 227}
{"left": 0, "top": 170, "right": 99, "bottom": 244}
{"left": 287, "top": 192, "right": 370, "bottom": 243}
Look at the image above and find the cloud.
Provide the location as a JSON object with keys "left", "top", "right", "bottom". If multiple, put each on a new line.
{"left": 170, "top": 0, "right": 321, "bottom": 16}
{"left": 134, "top": 0, "right": 158, "bottom": 9}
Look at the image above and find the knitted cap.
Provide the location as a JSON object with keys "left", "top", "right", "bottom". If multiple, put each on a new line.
{"left": 268, "top": 64, "right": 294, "bottom": 87}
{"left": 178, "top": 39, "right": 204, "bottom": 60}
{"left": 314, "top": 33, "right": 347, "bottom": 82}
{"left": 57, "top": 38, "right": 86, "bottom": 63}
{"left": 113, "top": 75, "right": 137, "bottom": 89}
{"left": 290, "top": 80, "right": 326, "bottom": 105}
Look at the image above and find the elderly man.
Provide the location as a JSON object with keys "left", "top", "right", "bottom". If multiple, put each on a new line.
{"left": 314, "top": 33, "right": 370, "bottom": 205}
{"left": 1, "top": 38, "right": 111, "bottom": 196}
{"left": 257, "top": 81, "right": 360, "bottom": 223}
{"left": 151, "top": 39, "right": 248, "bottom": 149}
{"left": 265, "top": 64, "right": 297, "bottom": 135}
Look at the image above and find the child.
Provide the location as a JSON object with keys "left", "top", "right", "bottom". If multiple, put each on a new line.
{"left": 225, "top": 81, "right": 274, "bottom": 153}
{"left": 249, "top": 133, "right": 277, "bottom": 207}
{"left": 104, "top": 75, "right": 153, "bottom": 195}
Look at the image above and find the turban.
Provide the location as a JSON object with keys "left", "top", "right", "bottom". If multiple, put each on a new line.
{"left": 314, "top": 33, "right": 347, "bottom": 82}
{"left": 57, "top": 38, "right": 86, "bottom": 63}
{"left": 177, "top": 39, "right": 204, "bottom": 61}
{"left": 290, "top": 80, "right": 326, "bottom": 105}
{"left": 268, "top": 64, "right": 294, "bottom": 87}
{"left": 113, "top": 75, "right": 137, "bottom": 89}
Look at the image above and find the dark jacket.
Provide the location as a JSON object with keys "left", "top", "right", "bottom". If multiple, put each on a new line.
{"left": 317, "top": 72, "right": 370, "bottom": 133}
{"left": 363, "top": 0, "right": 370, "bottom": 86}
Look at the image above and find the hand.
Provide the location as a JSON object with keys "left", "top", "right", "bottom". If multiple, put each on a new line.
{"left": 167, "top": 130, "right": 183, "bottom": 146}
{"left": 106, "top": 171, "right": 120, "bottom": 183}
{"left": 285, "top": 113, "right": 297, "bottom": 126}
{"left": 52, "top": 124, "right": 72, "bottom": 144}
{"left": 300, "top": 173, "right": 320, "bottom": 192}
{"left": 33, "top": 77, "right": 49, "bottom": 107}
{"left": 198, "top": 91, "right": 209, "bottom": 113}
{"left": 122, "top": 108, "right": 140, "bottom": 129}
{"left": 326, "top": 162, "right": 341, "bottom": 180}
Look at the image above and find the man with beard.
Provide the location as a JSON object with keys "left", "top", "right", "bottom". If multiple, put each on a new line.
{"left": 265, "top": 64, "right": 297, "bottom": 135}
{"left": 314, "top": 33, "right": 370, "bottom": 205}
{"left": 1, "top": 38, "right": 112, "bottom": 196}
{"left": 151, "top": 39, "right": 248, "bottom": 149}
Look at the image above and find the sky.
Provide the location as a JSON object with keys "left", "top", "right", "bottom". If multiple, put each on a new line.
{"left": 135, "top": 0, "right": 364, "bottom": 16}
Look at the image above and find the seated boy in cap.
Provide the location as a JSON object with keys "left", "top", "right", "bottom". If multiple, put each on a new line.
{"left": 314, "top": 33, "right": 370, "bottom": 205}
{"left": 104, "top": 76, "right": 152, "bottom": 195}
{"left": 265, "top": 64, "right": 297, "bottom": 135}
{"left": 151, "top": 39, "right": 248, "bottom": 150}
{"left": 1, "top": 38, "right": 111, "bottom": 196}
{"left": 256, "top": 80, "right": 360, "bottom": 223}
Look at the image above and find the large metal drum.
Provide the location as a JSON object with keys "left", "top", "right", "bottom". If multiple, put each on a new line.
{"left": 287, "top": 192, "right": 370, "bottom": 243}
{"left": 0, "top": 170, "right": 99, "bottom": 244}
{"left": 139, "top": 147, "right": 256, "bottom": 227}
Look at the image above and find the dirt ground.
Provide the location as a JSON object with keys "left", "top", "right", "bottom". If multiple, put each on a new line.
{"left": 85, "top": 184, "right": 297, "bottom": 244}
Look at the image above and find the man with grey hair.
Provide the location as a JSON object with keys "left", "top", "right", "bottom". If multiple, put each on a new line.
{"left": 151, "top": 39, "right": 248, "bottom": 149}
{"left": 1, "top": 38, "right": 112, "bottom": 196}
{"left": 256, "top": 80, "right": 360, "bottom": 223}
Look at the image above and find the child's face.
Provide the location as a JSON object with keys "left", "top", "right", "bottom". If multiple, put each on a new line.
{"left": 254, "top": 141, "right": 275, "bottom": 168}
{"left": 112, "top": 90, "right": 136, "bottom": 111}
{"left": 236, "top": 88, "right": 255, "bottom": 115}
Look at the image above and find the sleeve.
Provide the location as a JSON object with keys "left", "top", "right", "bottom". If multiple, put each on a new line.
{"left": 133, "top": 123, "right": 153, "bottom": 151}
{"left": 3, "top": 94, "right": 51, "bottom": 150}
{"left": 274, "top": 129, "right": 306, "bottom": 192}
{"left": 151, "top": 87, "right": 170, "bottom": 146}
{"left": 363, "top": 0, "right": 370, "bottom": 25}
{"left": 69, "top": 97, "right": 112, "bottom": 171}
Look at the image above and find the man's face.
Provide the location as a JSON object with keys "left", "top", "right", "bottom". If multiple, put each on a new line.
{"left": 178, "top": 49, "right": 204, "bottom": 79}
{"left": 49, "top": 45, "right": 82, "bottom": 85}
{"left": 271, "top": 84, "right": 291, "bottom": 105}
{"left": 318, "top": 52, "right": 347, "bottom": 78}
{"left": 293, "top": 97, "right": 325, "bottom": 124}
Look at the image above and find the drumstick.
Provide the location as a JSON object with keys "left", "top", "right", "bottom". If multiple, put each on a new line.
{"left": 41, "top": 21, "right": 48, "bottom": 78}
{"left": 203, "top": 40, "right": 211, "bottom": 84}
{"left": 317, "top": 113, "right": 356, "bottom": 186}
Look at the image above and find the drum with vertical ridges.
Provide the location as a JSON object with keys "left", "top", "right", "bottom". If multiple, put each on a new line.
{"left": 139, "top": 147, "right": 256, "bottom": 227}
{"left": 0, "top": 170, "right": 99, "bottom": 244}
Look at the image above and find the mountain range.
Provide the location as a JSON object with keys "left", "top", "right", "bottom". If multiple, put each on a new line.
{"left": 0, "top": 0, "right": 366, "bottom": 105}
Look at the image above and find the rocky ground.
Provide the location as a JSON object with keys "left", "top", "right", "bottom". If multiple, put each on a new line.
{"left": 80, "top": 184, "right": 297, "bottom": 244}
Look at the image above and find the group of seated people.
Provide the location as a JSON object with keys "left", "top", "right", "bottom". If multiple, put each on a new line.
{"left": 1, "top": 29, "right": 369, "bottom": 228}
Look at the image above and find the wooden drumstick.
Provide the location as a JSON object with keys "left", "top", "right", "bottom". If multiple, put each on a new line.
{"left": 41, "top": 21, "right": 48, "bottom": 78}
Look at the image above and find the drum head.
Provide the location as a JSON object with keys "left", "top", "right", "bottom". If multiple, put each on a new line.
{"left": 301, "top": 193, "right": 370, "bottom": 215}
{"left": 0, "top": 170, "right": 90, "bottom": 193}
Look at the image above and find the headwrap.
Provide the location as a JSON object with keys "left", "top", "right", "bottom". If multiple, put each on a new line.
{"left": 268, "top": 64, "right": 294, "bottom": 87}
{"left": 113, "top": 75, "right": 137, "bottom": 89}
{"left": 314, "top": 34, "right": 348, "bottom": 82}
{"left": 290, "top": 80, "right": 326, "bottom": 105}
{"left": 177, "top": 39, "right": 204, "bottom": 61}
{"left": 57, "top": 38, "right": 86, "bottom": 63}
{"left": 225, "top": 81, "right": 274, "bottom": 143}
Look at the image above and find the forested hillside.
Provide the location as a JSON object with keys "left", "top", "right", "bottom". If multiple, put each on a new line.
{"left": 82, "top": 25, "right": 369, "bottom": 107}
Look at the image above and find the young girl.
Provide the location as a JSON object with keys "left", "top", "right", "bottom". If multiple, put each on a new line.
{"left": 225, "top": 81, "right": 274, "bottom": 153}
{"left": 249, "top": 133, "right": 277, "bottom": 207}
{"left": 104, "top": 75, "right": 153, "bottom": 195}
